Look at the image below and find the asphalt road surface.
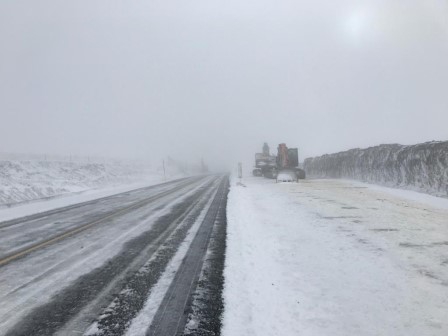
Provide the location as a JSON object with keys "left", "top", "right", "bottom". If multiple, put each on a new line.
{"left": 0, "top": 175, "right": 229, "bottom": 336}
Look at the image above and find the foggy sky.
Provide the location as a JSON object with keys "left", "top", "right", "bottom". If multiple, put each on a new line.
{"left": 1, "top": 0, "right": 447, "bottom": 169}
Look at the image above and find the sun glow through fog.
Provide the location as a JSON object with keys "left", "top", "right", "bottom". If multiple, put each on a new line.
{"left": 344, "top": 8, "right": 374, "bottom": 40}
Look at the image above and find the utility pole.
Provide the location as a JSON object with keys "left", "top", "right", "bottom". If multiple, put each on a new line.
{"left": 163, "top": 159, "right": 166, "bottom": 181}
{"left": 238, "top": 162, "right": 243, "bottom": 179}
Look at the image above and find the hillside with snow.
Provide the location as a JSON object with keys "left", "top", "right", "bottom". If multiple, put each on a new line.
{"left": 304, "top": 141, "right": 448, "bottom": 197}
{"left": 0, "top": 157, "right": 196, "bottom": 207}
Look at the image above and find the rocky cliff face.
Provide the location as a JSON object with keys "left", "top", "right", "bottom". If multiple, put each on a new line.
{"left": 304, "top": 141, "right": 448, "bottom": 196}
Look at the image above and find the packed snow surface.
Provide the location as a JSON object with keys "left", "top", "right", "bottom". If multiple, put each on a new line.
{"left": 223, "top": 176, "right": 448, "bottom": 336}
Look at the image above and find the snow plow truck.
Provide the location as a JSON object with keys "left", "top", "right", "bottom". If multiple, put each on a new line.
{"left": 252, "top": 143, "right": 306, "bottom": 181}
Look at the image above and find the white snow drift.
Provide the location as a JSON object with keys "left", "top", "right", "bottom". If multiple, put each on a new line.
{"left": 0, "top": 158, "right": 192, "bottom": 207}
{"left": 304, "top": 141, "right": 448, "bottom": 197}
{"left": 223, "top": 176, "right": 448, "bottom": 336}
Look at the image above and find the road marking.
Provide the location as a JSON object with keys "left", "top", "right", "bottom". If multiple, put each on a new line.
{"left": 0, "top": 177, "right": 192, "bottom": 230}
{"left": 0, "top": 179, "right": 201, "bottom": 267}
{"left": 146, "top": 177, "right": 228, "bottom": 336}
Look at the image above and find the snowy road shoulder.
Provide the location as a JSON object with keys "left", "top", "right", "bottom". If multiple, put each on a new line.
{"left": 0, "top": 177, "right": 183, "bottom": 223}
{"left": 223, "top": 177, "right": 448, "bottom": 336}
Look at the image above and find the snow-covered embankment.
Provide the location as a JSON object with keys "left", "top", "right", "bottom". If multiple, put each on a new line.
{"left": 0, "top": 160, "right": 174, "bottom": 207}
{"left": 304, "top": 141, "right": 448, "bottom": 196}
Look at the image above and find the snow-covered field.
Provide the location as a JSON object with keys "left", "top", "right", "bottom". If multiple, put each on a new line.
{"left": 223, "top": 176, "right": 448, "bottom": 336}
{"left": 0, "top": 158, "right": 190, "bottom": 210}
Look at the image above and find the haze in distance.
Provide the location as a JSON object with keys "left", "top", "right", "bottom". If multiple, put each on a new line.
{"left": 1, "top": 0, "right": 447, "bottom": 170}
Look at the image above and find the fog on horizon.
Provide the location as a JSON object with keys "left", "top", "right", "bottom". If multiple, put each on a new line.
{"left": 1, "top": 0, "right": 447, "bottom": 171}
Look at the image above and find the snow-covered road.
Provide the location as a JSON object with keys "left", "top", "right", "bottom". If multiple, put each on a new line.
{"left": 0, "top": 175, "right": 229, "bottom": 336}
{"left": 3, "top": 174, "right": 446, "bottom": 336}
{"left": 224, "top": 177, "right": 448, "bottom": 336}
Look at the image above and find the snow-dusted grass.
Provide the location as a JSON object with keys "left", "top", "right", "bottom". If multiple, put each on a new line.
{"left": 0, "top": 159, "right": 189, "bottom": 208}
{"left": 0, "top": 160, "right": 155, "bottom": 206}
{"left": 223, "top": 177, "right": 448, "bottom": 336}
{"left": 0, "top": 159, "right": 194, "bottom": 222}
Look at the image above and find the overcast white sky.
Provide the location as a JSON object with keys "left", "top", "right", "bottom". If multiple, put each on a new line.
{"left": 0, "top": 0, "right": 447, "bottom": 168}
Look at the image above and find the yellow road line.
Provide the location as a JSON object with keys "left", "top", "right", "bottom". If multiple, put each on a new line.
{"left": 0, "top": 179, "right": 200, "bottom": 267}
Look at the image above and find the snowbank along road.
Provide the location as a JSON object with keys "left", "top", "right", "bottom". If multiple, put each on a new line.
{"left": 224, "top": 177, "right": 448, "bottom": 336}
{"left": 0, "top": 175, "right": 229, "bottom": 336}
